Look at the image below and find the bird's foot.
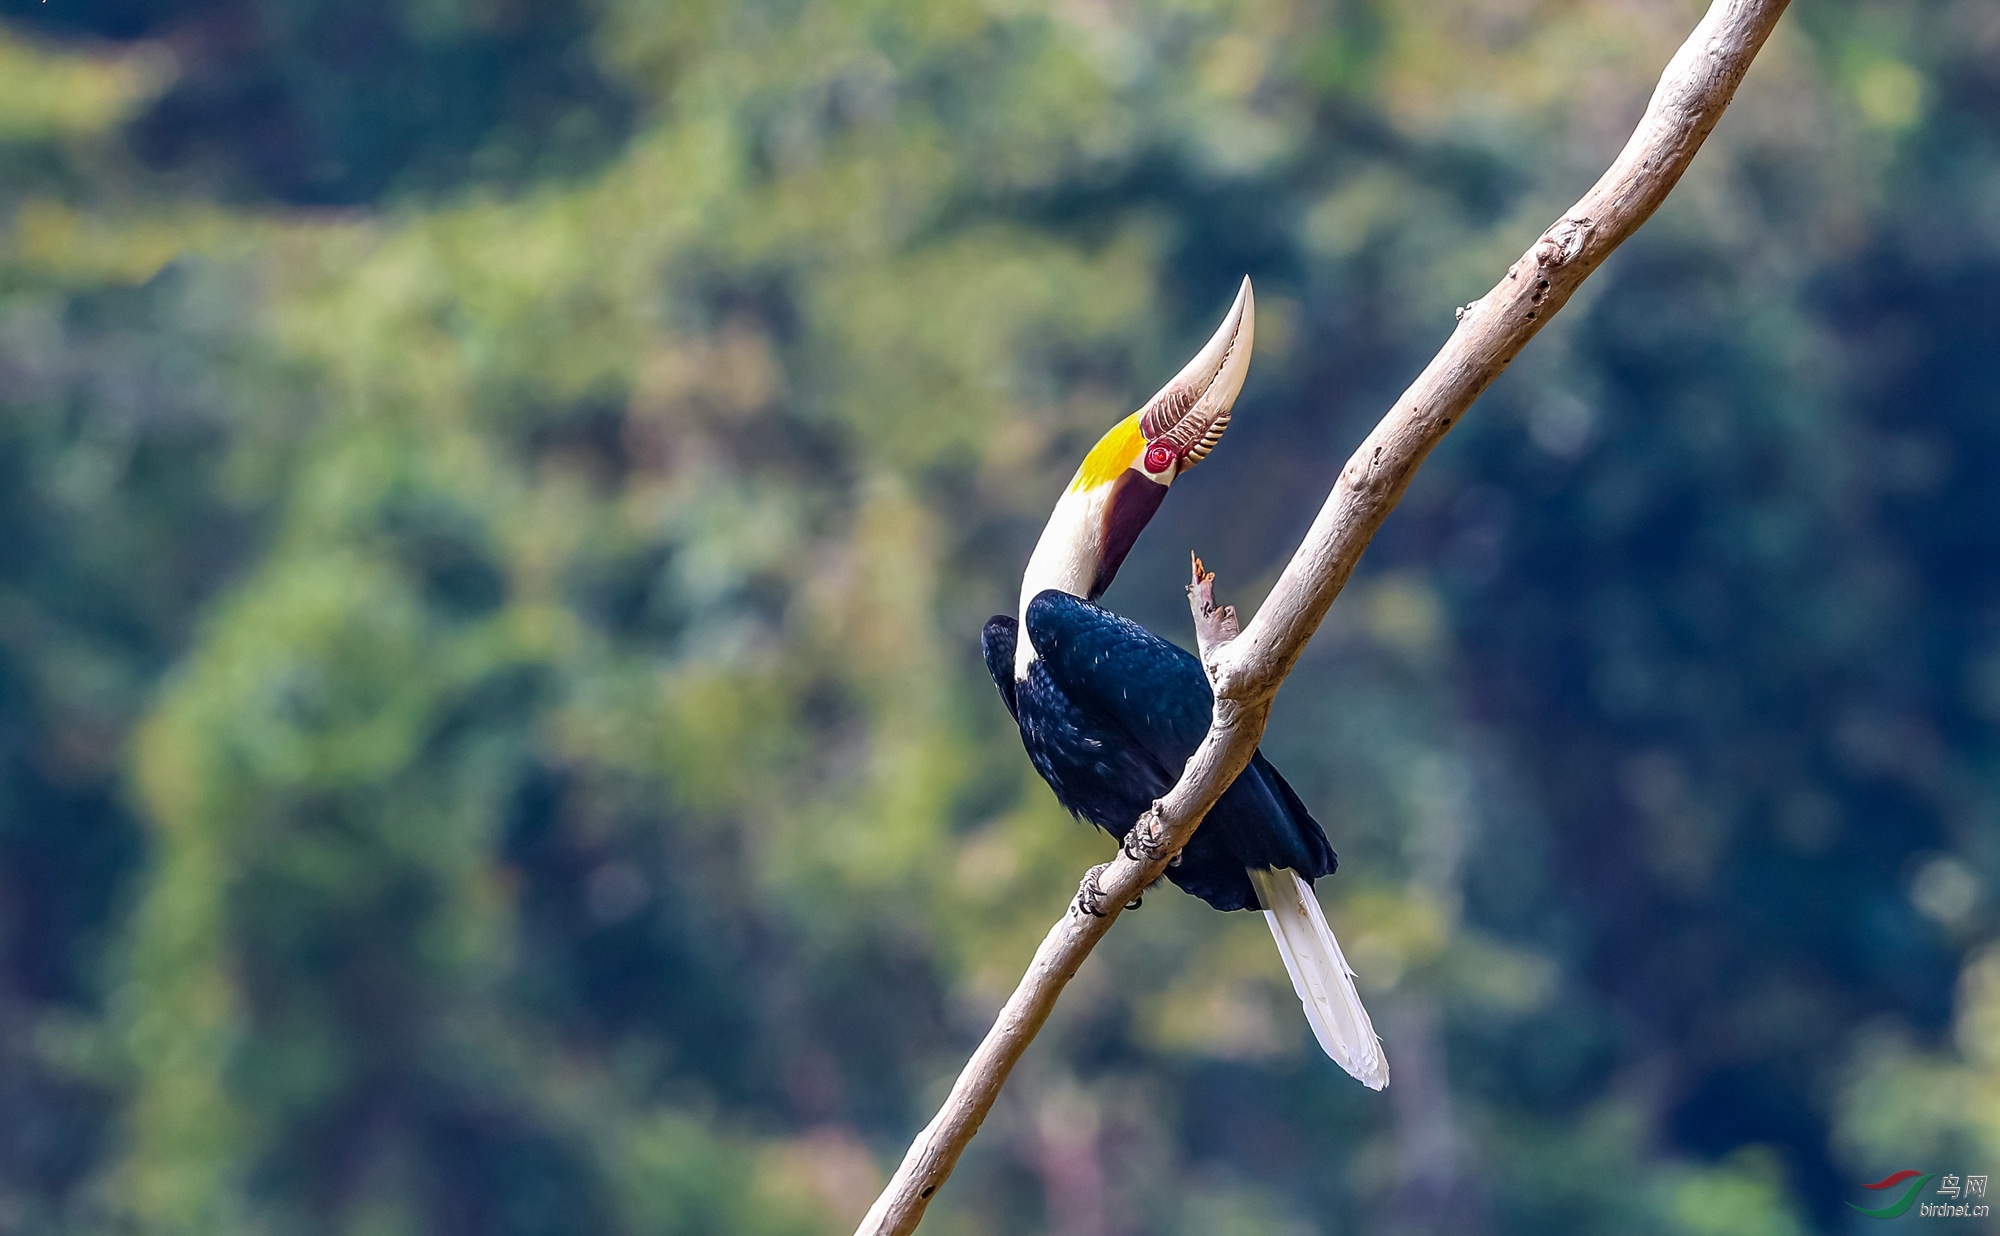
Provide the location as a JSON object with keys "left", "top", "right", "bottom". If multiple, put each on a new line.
{"left": 1121, "top": 807, "right": 1183, "bottom": 869}
{"left": 1121, "top": 820, "right": 1167, "bottom": 865}
{"left": 1076, "top": 863, "right": 1114, "bottom": 917}
{"left": 1075, "top": 863, "right": 1145, "bottom": 918}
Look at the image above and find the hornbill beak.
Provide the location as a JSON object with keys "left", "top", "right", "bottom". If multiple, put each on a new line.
{"left": 1137, "top": 276, "right": 1255, "bottom": 476}
{"left": 1014, "top": 278, "right": 1259, "bottom": 643}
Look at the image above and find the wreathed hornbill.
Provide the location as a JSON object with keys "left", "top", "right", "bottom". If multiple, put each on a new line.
{"left": 981, "top": 280, "right": 1387, "bottom": 1089}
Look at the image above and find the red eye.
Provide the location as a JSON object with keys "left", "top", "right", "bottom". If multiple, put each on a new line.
{"left": 1144, "top": 442, "right": 1176, "bottom": 473}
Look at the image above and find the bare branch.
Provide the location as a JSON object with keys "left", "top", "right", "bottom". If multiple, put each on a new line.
{"left": 856, "top": 2, "right": 1790, "bottom": 1231}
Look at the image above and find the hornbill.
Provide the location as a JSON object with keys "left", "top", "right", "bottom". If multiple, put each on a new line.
{"left": 981, "top": 279, "right": 1388, "bottom": 1089}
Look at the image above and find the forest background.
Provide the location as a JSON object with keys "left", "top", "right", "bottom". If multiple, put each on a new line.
{"left": 0, "top": 0, "right": 1995, "bottom": 1232}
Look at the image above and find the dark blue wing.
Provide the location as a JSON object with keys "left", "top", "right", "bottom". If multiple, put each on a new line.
{"left": 980, "top": 616, "right": 1020, "bottom": 721}
{"left": 1023, "top": 590, "right": 1213, "bottom": 767}
{"left": 1024, "top": 590, "right": 1336, "bottom": 904}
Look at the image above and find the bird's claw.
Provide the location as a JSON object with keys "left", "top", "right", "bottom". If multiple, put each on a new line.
{"left": 1121, "top": 812, "right": 1182, "bottom": 869}
{"left": 1121, "top": 823, "right": 1166, "bottom": 865}
{"left": 1076, "top": 862, "right": 1114, "bottom": 918}
{"left": 1074, "top": 862, "right": 1144, "bottom": 917}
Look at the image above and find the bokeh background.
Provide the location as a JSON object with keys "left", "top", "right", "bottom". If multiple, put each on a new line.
{"left": 1, "top": 0, "right": 1996, "bottom": 1232}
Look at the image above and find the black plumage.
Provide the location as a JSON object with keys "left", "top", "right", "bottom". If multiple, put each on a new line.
{"left": 981, "top": 590, "right": 1336, "bottom": 911}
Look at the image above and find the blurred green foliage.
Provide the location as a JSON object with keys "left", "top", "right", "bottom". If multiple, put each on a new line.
{"left": 0, "top": 0, "right": 1996, "bottom": 1233}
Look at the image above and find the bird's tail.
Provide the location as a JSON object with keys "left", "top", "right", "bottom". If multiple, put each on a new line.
{"left": 1248, "top": 866, "right": 1388, "bottom": 1090}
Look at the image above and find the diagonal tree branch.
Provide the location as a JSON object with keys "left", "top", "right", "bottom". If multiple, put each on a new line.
{"left": 856, "top": 1, "right": 1791, "bottom": 1230}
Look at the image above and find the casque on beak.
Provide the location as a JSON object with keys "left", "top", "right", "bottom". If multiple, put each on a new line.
{"left": 1014, "top": 278, "right": 1259, "bottom": 667}
{"left": 1138, "top": 276, "right": 1255, "bottom": 476}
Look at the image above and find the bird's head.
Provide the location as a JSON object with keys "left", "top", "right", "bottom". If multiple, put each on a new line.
{"left": 1016, "top": 278, "right": 1254, "bottom": 670}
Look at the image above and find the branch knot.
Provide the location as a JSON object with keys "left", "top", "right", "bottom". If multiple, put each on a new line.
{"left": 1534, "top": 215, "right": 1596, "bottom": 268}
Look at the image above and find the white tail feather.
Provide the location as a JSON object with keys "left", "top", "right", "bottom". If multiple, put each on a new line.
{"left": 1248, "top": 867, "right": 1388, "bottom": 1090}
